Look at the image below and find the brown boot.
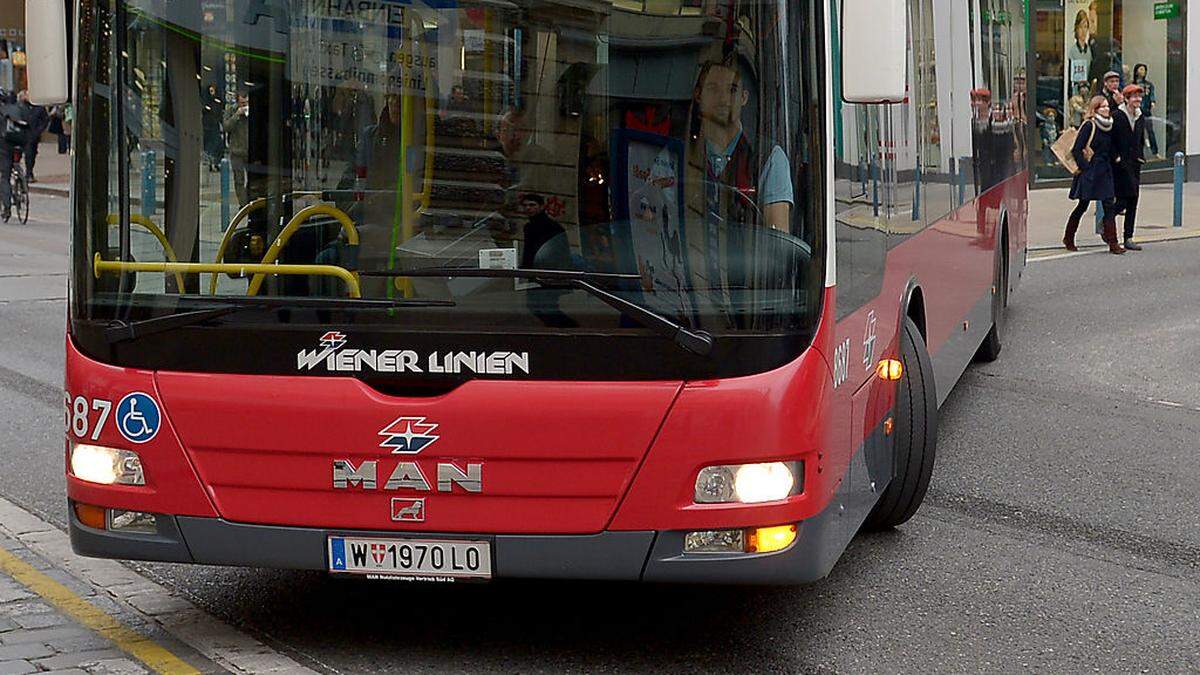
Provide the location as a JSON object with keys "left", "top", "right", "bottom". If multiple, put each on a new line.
{"left": 1102, "top": 219, "right": 1125, "bottom": 255}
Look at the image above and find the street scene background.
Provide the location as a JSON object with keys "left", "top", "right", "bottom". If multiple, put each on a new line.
{"left": 0, "top": 145, "right": 1197, "bottom": 672}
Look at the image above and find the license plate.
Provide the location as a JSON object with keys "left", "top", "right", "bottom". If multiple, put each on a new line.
{"left": 327, "top": 536, "right": 492, "bottom": 581}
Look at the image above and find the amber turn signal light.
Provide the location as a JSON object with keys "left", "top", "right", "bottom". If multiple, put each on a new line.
{"left": 876, "top": 359, "right": 904, "bottom": 381}
{"left": 746, "top": 524, "right": 798, "bottom": 553}
{"left": 73, "top": 503, "right": 107, "bottom": 530}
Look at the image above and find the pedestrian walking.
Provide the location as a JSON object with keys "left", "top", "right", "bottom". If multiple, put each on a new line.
{"left": 48, "top": 105, "right": 65, "bottom": 153}
{"left": 223, "top": 94, "right": 250, "bottom": 205}
{"left": 1113, "top": 84, "right": 1147, "bottom": 251}
{"left": 50, "top": 103, "right": 72, "bottom": 154}
{"left": 202, "top": 85, "right": 224, "bottom": 172}
{"left": 0, "top": 90, "right": 29, "bottom": 222}
{"left": 1132, "top": 64, "right": 1159, "bottom": 157}
{"left": 1100, "top": 71, "right": 1124, "bottom": 112}
{"left": 17, "top": 91, "right": 49, "bottom": 183}
{"left": 1063, "top": 96, "right": 1124, "bottom": 255}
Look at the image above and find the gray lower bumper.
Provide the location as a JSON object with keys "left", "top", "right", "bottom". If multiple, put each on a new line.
{"left": 68, "top": 503, "right": 849, "bottom": 584}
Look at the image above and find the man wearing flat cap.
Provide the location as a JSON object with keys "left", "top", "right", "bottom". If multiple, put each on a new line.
{"left": 1101, "top": 71, "right": 1124, "bottom": 111}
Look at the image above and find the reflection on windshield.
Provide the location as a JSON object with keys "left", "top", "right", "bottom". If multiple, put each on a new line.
{"left": 82, "top": 0, "right": 823, "bottom": 335}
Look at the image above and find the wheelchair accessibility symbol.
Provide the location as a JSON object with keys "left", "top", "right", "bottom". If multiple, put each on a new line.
{"left": 116, "top": 393, "right": 161, "bottom": 444}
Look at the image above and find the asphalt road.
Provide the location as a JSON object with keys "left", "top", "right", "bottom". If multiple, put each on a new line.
{"left": 1, "top": 194, "right": 1197, "bottom": 673}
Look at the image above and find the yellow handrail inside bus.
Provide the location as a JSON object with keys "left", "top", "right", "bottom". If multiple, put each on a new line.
{"left": 412, "top": 35, "right": 435, "bottom": 210}
{"left": 94, "top": 253, "right": 362, "bottom": 298}
{"left": 106, "top": 214, "right": 187, "bottom": 291}
{"left": 211, "top": 197, "right": 267, "bottom": 291}
{"left": 245, "top": 204, "right": 360, "bottom": 297}
{"left": 210, "top": 193, "right": 326, "bottom": 294}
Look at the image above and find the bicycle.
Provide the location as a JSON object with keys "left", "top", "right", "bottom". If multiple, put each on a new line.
{"left": 7, "top": 148, "right": 29, "bottom": 224}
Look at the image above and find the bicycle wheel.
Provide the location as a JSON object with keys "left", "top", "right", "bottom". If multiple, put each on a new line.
{"left": 13, "top": 173, "right": 28, "bottom": 224}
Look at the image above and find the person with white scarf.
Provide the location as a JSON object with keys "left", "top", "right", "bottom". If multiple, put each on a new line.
{"left": 1063, "top": 96, "right": 1124, "bottom": 255}
{"left": 1112, "top": 85, "right": 1148, "bottom": 251}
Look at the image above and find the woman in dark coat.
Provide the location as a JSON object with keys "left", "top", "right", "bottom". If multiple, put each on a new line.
{"left": 1112, "top": 84, "right": 1147, "bottom": 251}
{"left": 1063, "top": 96, "right": 1124, "bottom": 254}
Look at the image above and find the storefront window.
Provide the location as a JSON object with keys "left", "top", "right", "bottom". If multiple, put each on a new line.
{"left": 1032, "top": 0, "right": 1188, "bottom": 182}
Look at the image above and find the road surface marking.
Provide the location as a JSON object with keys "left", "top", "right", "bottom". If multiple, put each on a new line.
{"left": 0, "top": 545, "right": 200, "bottom": 674}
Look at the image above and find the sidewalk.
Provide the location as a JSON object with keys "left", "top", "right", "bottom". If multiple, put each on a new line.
{"left": 0, "top": 528, "right": 215, "bottom": 674}
{"left": 1028, "top": 182, "right": 1200, "bottom": 253}
{"left": 0, "top": 495, "right": 317, "bottom": 675}
{"left": 23, "top": 144, "right": 71, "bottom": 198}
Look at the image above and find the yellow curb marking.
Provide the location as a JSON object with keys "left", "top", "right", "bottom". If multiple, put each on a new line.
{"left": 0, "top": 546, "right": 200, "bottom": 675}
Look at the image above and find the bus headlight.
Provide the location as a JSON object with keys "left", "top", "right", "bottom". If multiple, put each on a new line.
{"left": 70, "top": 444, "right": 145, "bottom": 486}
{"left": 694, "top": 461, "right": 802, "bottom": 504}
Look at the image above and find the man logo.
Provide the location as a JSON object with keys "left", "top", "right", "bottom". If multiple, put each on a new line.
{"left": 391, "top": 498, "right": 425, "bottom": 523}
{"left": 378, "top": 416, "right": 440, "bottom": 454}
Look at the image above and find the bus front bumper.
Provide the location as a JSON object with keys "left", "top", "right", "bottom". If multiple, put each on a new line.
{"left": 68, "top": 503, "right": 846, "bottom": 585}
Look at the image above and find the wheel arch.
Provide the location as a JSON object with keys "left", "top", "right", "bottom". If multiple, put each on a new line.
{"left": 900, "top": 278, "right": 927, "bottom": 344}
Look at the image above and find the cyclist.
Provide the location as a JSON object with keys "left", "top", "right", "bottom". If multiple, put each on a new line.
{"left": 0, "top": 88, "right": 28, "bottom": 222}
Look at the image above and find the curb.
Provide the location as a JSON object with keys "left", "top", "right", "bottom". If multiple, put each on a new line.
{"left": 30, "top": 186, "right": 70, "bottom": 198}
{"left": 1029, "top": 231, "right": 1200, "bottom": 260}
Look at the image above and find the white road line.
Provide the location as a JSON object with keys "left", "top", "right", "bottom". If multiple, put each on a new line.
{"left": 1029, "top": 249, "right": 1104, "bottom": 263}
{"left": 0, "top": 496, "right": 319, "bottom": 675}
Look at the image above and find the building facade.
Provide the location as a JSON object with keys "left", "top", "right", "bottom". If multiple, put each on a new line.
{"left": 0, "top": 0, "right": 26, "bottom": 93}
{"left": 1031, "top": 0, "right": 1199, "bottom": 182}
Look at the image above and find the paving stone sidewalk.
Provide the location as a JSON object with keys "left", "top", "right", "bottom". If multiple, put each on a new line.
{"left": 0, "top": 530, "right": 218, "bottom": 675}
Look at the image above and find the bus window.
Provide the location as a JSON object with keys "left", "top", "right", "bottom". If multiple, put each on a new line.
{"left": 76, "top": 0, "right": 826, "bottom": 346}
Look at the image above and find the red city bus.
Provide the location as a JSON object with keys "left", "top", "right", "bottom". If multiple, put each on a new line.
{"left": 36, "top": 0, "right": 1026, "bottom": 583}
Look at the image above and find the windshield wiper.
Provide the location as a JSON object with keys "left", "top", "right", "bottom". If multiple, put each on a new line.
{"left": 103, "top": 296, "right": 456, "bottom": 345}
{"left": 360, "top": 267, "right": 715, "bottom": 356}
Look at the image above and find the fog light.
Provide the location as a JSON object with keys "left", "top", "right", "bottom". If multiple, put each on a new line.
{"left": 695, "top": 461, "right": 802, "bottom": 504}
{"left": 747, "top": 524, "right": 797, "bottom": 553}
{"left": 70, "top": 444, "right": 144, "bottom": 486}
{"left": 684, "top": 529, "right": 744, "bottom": 553}
{"left": 108, "top": 510, "right": 157, "bottom": 533}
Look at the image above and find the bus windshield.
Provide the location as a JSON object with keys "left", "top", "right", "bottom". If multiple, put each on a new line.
{"left": 72, "top": 0, "right": 824, "bottom": 354}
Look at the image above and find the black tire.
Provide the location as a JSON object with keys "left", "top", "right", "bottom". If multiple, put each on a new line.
{"left": 862, "top": 317, "right": 938, "bottom": 531}
{"left": 13, "top": 174, "right": 29, "bottom": 224}
{"left": 975, "top": 233, "right": 1008, "bottom": 362}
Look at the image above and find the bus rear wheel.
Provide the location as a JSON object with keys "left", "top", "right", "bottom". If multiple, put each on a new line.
{"left": 862, "top": 317, "right": 937, "bottom": 531}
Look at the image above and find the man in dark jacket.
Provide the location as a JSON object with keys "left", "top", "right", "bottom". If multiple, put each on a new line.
{"left": 17, "top": 91, "right": 49, "bottom": 183}
{"left": 0, "top": 90, "right": 28, "bottom": 222}
{"left": 1112, "top": 84, "right": 1147, "bottom": 251}
{"left": 1100, "top": 71, "right": 1124, "bottom": 113}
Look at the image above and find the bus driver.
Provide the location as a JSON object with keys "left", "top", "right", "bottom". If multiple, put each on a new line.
{"left": 692, "top": 59, "right": 793, "bottom": 233}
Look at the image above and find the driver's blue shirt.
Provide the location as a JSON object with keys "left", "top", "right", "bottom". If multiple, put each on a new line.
{"left": 705, "top": 131, "right": 794, "bottom": 206}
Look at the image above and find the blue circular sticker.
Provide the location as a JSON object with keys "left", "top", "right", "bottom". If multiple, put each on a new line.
{"left": 116, "top": 392, "right": 161, "bottom": 444}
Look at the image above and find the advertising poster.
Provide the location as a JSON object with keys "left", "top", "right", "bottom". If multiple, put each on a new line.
{"left": 1064, "top": 0, "right": 1115, "bottom": 121}
{"left": 1064, "top": 0, "right": 1094, "bottom": 107}
{"left": 611, "top": 130, "right": 695, "bottom": 321}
